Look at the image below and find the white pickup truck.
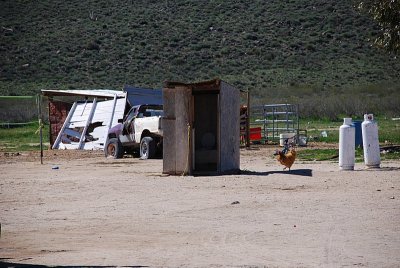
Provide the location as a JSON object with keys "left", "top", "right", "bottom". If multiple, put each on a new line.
{"left": 105, "top": 104, "right": 163, "bottom": 159}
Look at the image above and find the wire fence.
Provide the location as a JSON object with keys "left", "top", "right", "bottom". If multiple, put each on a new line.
{"left": 0, "top": 95, "right": 92, "bottom": 127}
{"left": 0, "top": 96, "right": 42, "bottom": 125}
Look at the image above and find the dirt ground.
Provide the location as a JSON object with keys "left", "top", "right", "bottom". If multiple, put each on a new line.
{"left": 0, "top": 146, "right": 399, "bottom": 267}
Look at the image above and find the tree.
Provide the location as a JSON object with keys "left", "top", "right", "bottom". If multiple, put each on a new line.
{"left": 357, "top": 0, "right": 400, "bottom": 53}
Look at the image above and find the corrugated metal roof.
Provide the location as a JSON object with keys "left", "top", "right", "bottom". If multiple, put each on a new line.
{"left": 41, "top": 89, "right": 126, "bottom": 98}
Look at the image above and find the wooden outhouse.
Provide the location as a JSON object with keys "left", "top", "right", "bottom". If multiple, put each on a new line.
{"left": 162, "top": 79, "right": 240, "bottom": 175}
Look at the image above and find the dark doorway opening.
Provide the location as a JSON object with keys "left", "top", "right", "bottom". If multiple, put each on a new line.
{"left": 193, "top": 93, "right": 219, "bottom": 173}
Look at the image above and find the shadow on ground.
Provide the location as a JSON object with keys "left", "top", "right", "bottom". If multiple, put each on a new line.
{"left": 377, "top": 167, "right": 400, "bottom": 171}
{"left": 241, "top": 169, "right": 313, "bottom": 177}
{"left": 0, "top": 260, "right": 147, "bottom": 268}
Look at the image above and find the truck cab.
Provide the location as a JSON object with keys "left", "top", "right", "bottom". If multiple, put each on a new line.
{"left": 105, "top": 104, "right": 163, "bottom": 159}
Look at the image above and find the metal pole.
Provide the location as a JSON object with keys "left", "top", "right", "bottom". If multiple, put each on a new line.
{"left": 296, "top": 104, "right": 300, "bottom": 144}
{"left": 246, "top": 90, "right": 250, "bottom": 148}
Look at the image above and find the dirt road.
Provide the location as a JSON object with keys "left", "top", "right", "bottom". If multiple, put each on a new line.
{"left": 1, "top": 147, "right": 399, "bottom": 267}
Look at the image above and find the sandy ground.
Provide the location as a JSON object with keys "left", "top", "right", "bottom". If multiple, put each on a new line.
{"left": 0, "top": 146, "right": 399, "bottom": 268}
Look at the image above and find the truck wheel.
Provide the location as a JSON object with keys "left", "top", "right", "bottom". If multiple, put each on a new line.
{"left": 140, "top": 137, "right": 155, "bottom": 159}
{"left": 105, "top": 138, "right": 124, "bottom": 159}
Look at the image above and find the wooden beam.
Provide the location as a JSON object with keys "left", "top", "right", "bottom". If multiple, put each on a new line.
{"left": 78, "top": 98, "right": 97, "bottom": 149}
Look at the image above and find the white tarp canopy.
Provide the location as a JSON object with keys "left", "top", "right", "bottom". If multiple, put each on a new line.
{"left": 56, "top": 98, "right": 126, "bottom": 150}
{"left": 42, "top": 89, "right": 127, "bottom": 150}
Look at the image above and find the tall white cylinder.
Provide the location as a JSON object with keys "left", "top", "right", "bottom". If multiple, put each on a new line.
{"left": 339, "top": 118, "right": 355, "bottom": 170}
{"left": 362, "top": 114, "right": 380, "bottom": 168}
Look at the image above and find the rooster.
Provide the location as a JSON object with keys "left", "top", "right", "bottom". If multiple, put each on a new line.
{"left": 274, "top": 139, "right": 297, "bottom": 171}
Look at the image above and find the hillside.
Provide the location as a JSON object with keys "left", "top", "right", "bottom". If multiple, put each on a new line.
{"left": 1, "top": 0, "right": 400, "bottom": 117}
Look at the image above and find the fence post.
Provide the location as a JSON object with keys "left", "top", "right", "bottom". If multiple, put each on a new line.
{"left": 37, "top": 94, "right": 43, "bottom": 164}
{"left": 246, "top": 90, "right": 250, "bottom": 148}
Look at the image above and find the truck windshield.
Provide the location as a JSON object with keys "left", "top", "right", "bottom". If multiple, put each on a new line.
{"left": 145, "top": 109, "right": 164, "bottom": 116}
{"left": 137, "top": 105, "right": 163, "bottom": 117}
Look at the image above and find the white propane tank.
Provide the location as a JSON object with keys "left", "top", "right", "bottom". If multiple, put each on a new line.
{"left": 339, "top": 118, "right": 355, "bottom": 170}
{"left": 362, "top": 114, "right": 380, "bottom": 168}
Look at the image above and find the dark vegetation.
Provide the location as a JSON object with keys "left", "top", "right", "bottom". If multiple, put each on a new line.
{"left": 1, "top": 0, "right": 400, "bottom": 119}
{"left": 357, "top": 0, "right": 400, "bottom": 52}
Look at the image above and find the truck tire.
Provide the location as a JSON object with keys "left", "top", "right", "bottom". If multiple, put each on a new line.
{"left": 105, "top": 138, "right": 124, "bottom": 159}
{"left": 140, "top": 137, "right": 156, "bottom": 159}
